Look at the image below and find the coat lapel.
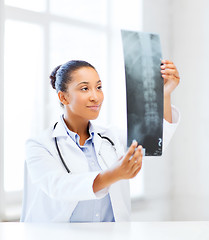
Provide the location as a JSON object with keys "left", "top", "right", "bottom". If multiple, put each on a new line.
{"left": 93, "top": 125, "right": 119, "bottom": 169}
{"left": 52, "top": 119, "right": 89, "bottom": 173}
{"left": 93, "top": 131, "right": 108, "bottom": 170}
{"left": 52, "top": 119, "right": 117, "bottom": 173}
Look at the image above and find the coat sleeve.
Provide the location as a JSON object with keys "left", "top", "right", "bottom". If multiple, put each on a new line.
{"left": 25, "top": 138, "right": 107, "bottom": 202}
{"left": 113, "top": 105, "right": 180, "bottom": 153}
{"left": 162, "top": 104, "right": 180, "bottom": 151}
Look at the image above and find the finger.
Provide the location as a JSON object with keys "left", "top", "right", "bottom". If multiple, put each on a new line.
{"left": 162, "top": 74, "right": 179, "bottom": 81}
{"left": 124, "top": 140, "right": 138, "bottom": 162}
{"left": 131, "top": 147, "right": 143, "bottom": 168}
{"left": 161, "top": 64, "right": 176, "bottom": 70}
{"left": 131, "top": 156, "right": 142, "bottom": 173}
{"left": 129, "top": 145, "right": 142, "bottom": 167}
{"left": 161, "top": 69, "right": 177, "bottom": 76}
{"left": 131, "top": 163, "right": 142, "bottom": 178}
{"left": 161, "top": 71, "right": 180, "bottom": 80}
{"left": 161, "top": 59, "right": 173, "bottom": 65}
{"left": 129, "top": 148, "right": 143, "bottom": 178}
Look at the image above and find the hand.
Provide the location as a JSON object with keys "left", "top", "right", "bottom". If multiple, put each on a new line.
{"left": 113, "top": 140, "right": 143, "bottom": 180}
{"left": 161, "top": 60, "right": 180, "bottom": 97}
{"left": 93, "top": 141, "right": 143, "bottom": 193}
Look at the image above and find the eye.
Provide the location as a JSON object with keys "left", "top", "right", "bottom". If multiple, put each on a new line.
{"left": 81, "top": 87, "right": 88, "bottom": 91}
{"left": 97, "top": 85, "right": 102, "bottom": 90}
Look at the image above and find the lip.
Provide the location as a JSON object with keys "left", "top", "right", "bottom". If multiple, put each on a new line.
{"left": 87, "top": 105, "right": 101, "bottom": 111}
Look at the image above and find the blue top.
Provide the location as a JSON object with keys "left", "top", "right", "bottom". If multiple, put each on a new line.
{"left": 60, "top": 116, "right": 115, "bottom": 223}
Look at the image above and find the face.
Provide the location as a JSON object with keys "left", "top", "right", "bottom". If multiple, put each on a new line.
{"left": 61, "top": 67, "right": 104, "bottom": 121}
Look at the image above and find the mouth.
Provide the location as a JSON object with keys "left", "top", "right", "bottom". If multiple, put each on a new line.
{"left": 87, "top": 104, "right": 101, "bottom": 111}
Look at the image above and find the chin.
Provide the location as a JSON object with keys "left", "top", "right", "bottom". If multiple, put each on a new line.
{"left": 88, "top": 112, "right": 100, "bottom": 120}
{"left": 90, "top": 115, "right": 99, "bottom": 120}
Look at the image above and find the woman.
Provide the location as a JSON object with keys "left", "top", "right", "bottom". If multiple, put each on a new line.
{"left": 21, "top": 60, "right": 180, "bottom": 222}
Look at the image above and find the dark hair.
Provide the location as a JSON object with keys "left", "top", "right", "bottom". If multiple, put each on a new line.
{"left": 50, "top": 60, "right": 96, "bottom": 93}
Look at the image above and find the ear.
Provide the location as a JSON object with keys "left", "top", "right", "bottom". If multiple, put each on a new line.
{"left": 58, "top": 91, "right": 69, "bottom": 105}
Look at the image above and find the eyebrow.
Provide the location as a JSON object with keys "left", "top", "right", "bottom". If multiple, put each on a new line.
{"left": 77, "top": 80, "right": 101, "bottom": 86}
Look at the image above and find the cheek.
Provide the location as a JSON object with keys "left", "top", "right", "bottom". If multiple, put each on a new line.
{"left": 70, "top": 93, "right": 86, "bottom": 107}
{"left": 100, "top": 92, "right": 104, "bottom": 102}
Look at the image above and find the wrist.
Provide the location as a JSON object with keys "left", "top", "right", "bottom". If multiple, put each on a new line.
{"left": 164, "top": 93, "right": 171, "bottom": 100}
{"left": 110, "top": 167, "right": 122, "bottom": 182}
{"left": 163, "top": 95, "right": 172, "bottom": 123}
{"left": 93, "top": 169, "right": 120, "bottom": 193}
{"left": 164, "top": 94, "right": 171, "bottom": 109}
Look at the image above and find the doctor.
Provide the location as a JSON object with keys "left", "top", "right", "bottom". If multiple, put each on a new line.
{"left": 21, "top": 60, "right": 180, "bottom": 222}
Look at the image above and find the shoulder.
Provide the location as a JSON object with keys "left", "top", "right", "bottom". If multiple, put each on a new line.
{"left": 27, "top": 125, "right": 54, "bottom": 144}
{"left": 25, "top": 120, "right": 66, "bottom": 155}
{"left": 25, "top": 126, "right": 55, "bottom": 158}
{"left": 26, "top": 118, "right": 68, "bottom": 146}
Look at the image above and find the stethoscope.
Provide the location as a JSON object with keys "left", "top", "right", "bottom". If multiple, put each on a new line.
{"left": 53, "top": 122, "right": 116, "bottom": 173}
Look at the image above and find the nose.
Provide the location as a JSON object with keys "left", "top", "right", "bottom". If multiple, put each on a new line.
{"left": 89, "top": 89, "right": 99, "bottom": 102}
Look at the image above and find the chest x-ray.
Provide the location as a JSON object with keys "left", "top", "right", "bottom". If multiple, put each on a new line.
{"left": 121, "top": 30, "right": 163, "bottom": 156}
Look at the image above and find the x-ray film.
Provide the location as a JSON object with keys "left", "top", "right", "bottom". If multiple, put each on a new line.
{"left": 121, "top": 30, "right": 163, "bottom": 156}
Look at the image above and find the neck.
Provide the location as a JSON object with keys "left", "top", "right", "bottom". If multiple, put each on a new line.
{"left": 63, "top": 110, "right": 90, "bottom": 138}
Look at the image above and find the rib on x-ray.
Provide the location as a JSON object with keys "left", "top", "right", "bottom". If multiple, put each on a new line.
{"left": 121, "top": 30, "right": 163, "bottom": 156}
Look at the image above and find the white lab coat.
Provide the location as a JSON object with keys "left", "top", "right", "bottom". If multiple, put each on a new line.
{"left": 21, "top": 106, "right": 180, "bottom": 222}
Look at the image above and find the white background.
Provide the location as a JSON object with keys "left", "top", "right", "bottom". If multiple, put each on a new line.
{"left": 0, "top": 0, "right": 143, "bottom": 221}
{"left": 132, "top": 0, "right": 209, "bottom": 221}
{"left": 1, "top": 0, "right": 209, "bottom": 222}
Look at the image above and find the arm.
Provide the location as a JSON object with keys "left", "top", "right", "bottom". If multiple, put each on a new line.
{"left": 26, "top": 136, "right": 142, "bottom": 199}
{"left": 161, "top": 60, "right": 180, "bottom": 123}
{"left": 93, "top": 141, "right": 143, "bottom": 193}
{"left": 26, "top": 139, "right": 102, "bottom": 202}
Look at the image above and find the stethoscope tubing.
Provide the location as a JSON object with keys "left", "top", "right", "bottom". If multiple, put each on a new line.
{"left": 53, "top": 122, "right": 115, "bottom": 173}
{"left": 54, "top": 122, "right": 70, "bottom": 173}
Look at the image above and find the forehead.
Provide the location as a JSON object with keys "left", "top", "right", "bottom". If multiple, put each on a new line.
{"left": 71, "top": 67, "right": 100, "bottom": 83}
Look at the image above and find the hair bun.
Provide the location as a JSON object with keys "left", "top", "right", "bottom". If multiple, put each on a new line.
{"left": 49, "top": 65, "right": 61, "bottom": 90}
